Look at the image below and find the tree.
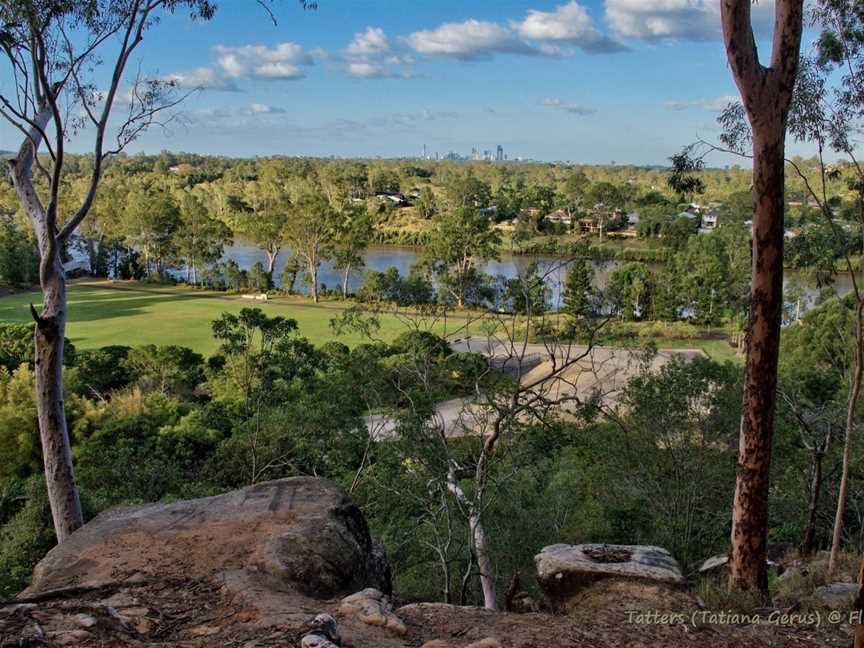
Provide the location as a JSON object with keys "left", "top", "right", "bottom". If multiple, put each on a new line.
{"left": 175, "top": 192, "right": 232, "bottom": 285}
{"left": 414, "top": 186, "right": 437, "bottom": 220}
{"left": 332, "top": 205, "right": 373, "bottom": 298}
{"left": 230, "top": 168, "right": 292, "bottom": 279}
{"left": 720, "top": 0, "right": 804, "bottom": 594}
{"left": 0, "top": 0, "right": 218, "bottom": 541}
{"left": 445, "top": 176, "right": 493, "bottom": 210}
{"left": 607, "top": 262, "right": 654, "bottom": 321}
{"left": 561, "top": 255, "right": 595, "bottom": 322}
{"left": 285, "top": 193, "right": 338, "bottom": 303}
{"left": 123, "top": 182, "right": 181, "bottom": 278}
{"left": 423, "top": 207, "right": 500, "bottom": 308}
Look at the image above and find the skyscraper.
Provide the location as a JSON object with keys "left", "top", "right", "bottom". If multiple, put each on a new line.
{"left": 496, "top": 145, "right": 504, "bottom": 161}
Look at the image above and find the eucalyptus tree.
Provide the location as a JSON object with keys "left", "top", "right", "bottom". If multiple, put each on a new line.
{"left": 0, "top": 0, "right": 223, "bottom": 540}
{"left": 285, "top": 192, "right": 339, "bottom": 303}
{"left": 720, "top": 0, "right": 804, "bottom": 594}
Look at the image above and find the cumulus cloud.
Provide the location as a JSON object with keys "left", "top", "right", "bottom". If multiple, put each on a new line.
{"left": 664, "top": 95, "right": 738, "bottom": 111}
{"left": 163, "top": 67, "right": 239, "bottom": 92}
{"left": 344, "top": 27, "right": 413, "bottom": 78}
{"left": 605, "top": 0, "right": 774, "bottom": 42}
{"left": 347, "top": 27, "right": 391, "bottom": 57}
{"left": 542, "top": 97, "right": 596, "bottom": 116}
{"left": 214, "top": 42, "right": 314, "bottom": 80}
{"left": 405, "top": 19, "right": 537, "bottom": 60}
{"left": 512, "top": 2, "right": 626, "bottom": 54}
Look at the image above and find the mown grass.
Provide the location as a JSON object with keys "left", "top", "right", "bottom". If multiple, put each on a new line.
{"left": 0, "top": 281, "right": 440, "bottom": 354}
{"left": 0, "top": 280, "right": 740, "bottom": 361}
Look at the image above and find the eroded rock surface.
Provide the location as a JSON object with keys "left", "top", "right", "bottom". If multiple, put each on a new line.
{"left": 535, "top": 543, "right": 687, "bottom": 612}
{"left": 25, "top": 477, "right": 390, "bottom": 600}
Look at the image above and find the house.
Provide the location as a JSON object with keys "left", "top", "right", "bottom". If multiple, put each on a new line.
{"left": 545, "top": 208, "right": 573, "bottom": 225}
{"left": 701, "top": 209, "right": 721, "bottom": 229}
{"left": 376, "top": 192, "right": 408, "bottom": 207}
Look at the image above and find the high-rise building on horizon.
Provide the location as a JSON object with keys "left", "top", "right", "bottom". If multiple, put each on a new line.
{"left": 496, "top": 145, "right": 504, "bottom": 161}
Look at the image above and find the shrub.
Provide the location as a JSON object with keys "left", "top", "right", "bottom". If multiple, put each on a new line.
{"left": 0, "top": 475, "right": 54, "bottom": 598}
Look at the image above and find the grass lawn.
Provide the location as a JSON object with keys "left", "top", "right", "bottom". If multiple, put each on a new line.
{"left": 0, "top": 281, "right": 463, "bottom": 355}
{"left": 0, "top": 280, "right": 742, "bottom": 361}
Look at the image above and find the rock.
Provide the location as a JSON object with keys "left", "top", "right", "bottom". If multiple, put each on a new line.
{"left": 815, "top": 583, "right": 859, "bottom": 609}
{"left": 306, "top": 614, "right": 342, "bottom": 644}
{"left": 419, "top": 641, "right": 452, "bottom": 648}
{"left": 699, "top": 552, "right": 780, "bottom": 576}
{"left": 25, "top": 477, "right": 391, "bottom": 600}
{"left": 536, "top": 544, "right": 686, "bottom": 611}
{"left": 465, "top": 639, "right": 502, "bottom": 648}
{"left": 339, "top": 588, "right": 407, "bottom": 636}
{"left": 72, "top": 613, "right": 97, "bottom": 628}
{"left": 301, "top": 634, "right": 340, "bottom": 648}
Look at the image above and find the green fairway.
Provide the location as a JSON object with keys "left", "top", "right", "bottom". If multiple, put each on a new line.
{"left": 0, "top": 281, "right": 464, "bottom": 354}
{"left": 0, "top": 281, "right": 741, "bottom": 360}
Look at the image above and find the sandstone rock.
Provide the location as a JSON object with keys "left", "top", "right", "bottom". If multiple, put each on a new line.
{"left": 301, "top": 634, "right": 340, "bottom": 648}
{"left": 339, "top": 588, "right": 407, "bottom": 635}
{"left": 699, "top": 552, "right": 780, "bottom": 575}
{"left": 465, "top": 638, "right": 502, "bottom": 648}
{"left": 815, "top": 583, "right": 859, "bottom": 609}
{"left": 25, "top": 477, "right": 390, "bottom": 600}
{"left": 419, "top": 641, "right": 452, "bottom": 648}
{"left": 536, "top": 544, "right": 687, "bottom": 613}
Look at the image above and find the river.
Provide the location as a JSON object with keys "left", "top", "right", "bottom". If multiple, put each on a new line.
{"left": 224, "top": 243, "right": 857, "bottom": 314}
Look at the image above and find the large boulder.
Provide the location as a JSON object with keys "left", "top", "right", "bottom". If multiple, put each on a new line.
{"left": 535, "top": 544, "right": 688, "bottom": 614}
{"left": 25, "top": 477, "right": 390, "bottom": 600}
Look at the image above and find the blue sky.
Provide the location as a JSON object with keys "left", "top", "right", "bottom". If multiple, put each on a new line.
{"left": 2, "top": 1, "right": 815, "bottom": 165}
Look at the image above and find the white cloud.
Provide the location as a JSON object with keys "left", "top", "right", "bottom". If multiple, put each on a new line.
{"left": 195, "top": 103, "right": 286, "bottom": 120}
{"left": 605, "top": 0, "right": 774, "bottom": 42}
{"left": 348, "top": 61, "right": 389, "bottom": 78}
{"left": 542, "top": 97, "right": 596, "bottom": 116}
{"left": 405, "top": 19, "right": 537, "bottom": 60}
{"left": 344, "top": 27, "right": 413, "bottom": 79}
{"left": 347, "top": 27, "right": 391, "bottom": 57}
{"left": 214, "top": 42, "right": 314, "bottom": 80}
{"left": 163, "top": 67, "right": 239, "bottom": 92}
{"left": 664, "top": 95, "right": 739, "bottom": 111}
{"left": 512, "top": 2, "right": 626, "bottom": 53}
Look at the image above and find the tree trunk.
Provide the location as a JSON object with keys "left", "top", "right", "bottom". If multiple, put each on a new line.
{"left": 800, "top": 447, "right": 824, "bottom": 556}
{"left": 310, "top": 262, "right": 319, "bottom": 303}
{"left": 342, "top": 264, "right": 351, "bottom": 299}
{"left": 35, "top": 253, "right": 83, "bottom": 542}
{"left": 829, "top": 306, "right": 864, "bottom": 575}
{"left": 728, "top": 123, "right": 787, "bottom": 595}
{"left": 721, "top": 0, "right": 803, "bottom": 595}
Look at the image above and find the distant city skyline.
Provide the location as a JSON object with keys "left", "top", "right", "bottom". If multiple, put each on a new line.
{"left": 0, "top": 1, "right": 823, "bottom": 165}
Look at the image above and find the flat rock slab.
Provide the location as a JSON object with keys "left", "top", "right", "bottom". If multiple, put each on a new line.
{"left": 535, "top": 544, "right": 686, "bottom": 610}
{"left": 24, "top": 477, "right": 390, "bottom": 600}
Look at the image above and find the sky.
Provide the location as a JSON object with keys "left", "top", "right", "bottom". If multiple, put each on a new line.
{"left": 0, "top": 0, "right": 819, "bottom": 165}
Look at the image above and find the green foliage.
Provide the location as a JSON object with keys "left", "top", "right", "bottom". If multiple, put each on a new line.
{"left": 607, "top": 262, "right": 654, "bottom": 321}
{"left": 123, "top": 345, "right": 204, "bottom": 399}
{"left": 0, "top": 476, "right": 54, "bottom": 599}
{"left": 69, "top": 345, "right": 132, "bottom": 398}
{"left": 0, "top": 216, "right": 38, "bottom": 286}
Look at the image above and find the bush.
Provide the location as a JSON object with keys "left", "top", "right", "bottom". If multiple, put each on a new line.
{"left": 0, "top": 475, "right": 55, "bottom": 598}
{"left": 69, "top": 345, "right": 132, "bottom": 397}
{"left": 0, "top": 322, "right": 76, "bottom": 371}
{"left": 392, "top": 331, "right": 451, "bottom": 359}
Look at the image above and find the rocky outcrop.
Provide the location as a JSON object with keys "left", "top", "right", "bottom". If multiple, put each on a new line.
{"left": 24, "top": 477, "right": 390, "bottom": 601}
{"left": 535, "top": 544, "right": 689, "bottom": 614}
{"left": 338, "top": 588, "right": 407, "bottom": 635}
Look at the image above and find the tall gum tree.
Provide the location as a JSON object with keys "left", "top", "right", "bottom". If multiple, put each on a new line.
{"left": 0, "top": 0, "right": 301, "bottom": 543}
{"left": 720, "top": 0, "right": 804, "bottom": 594}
